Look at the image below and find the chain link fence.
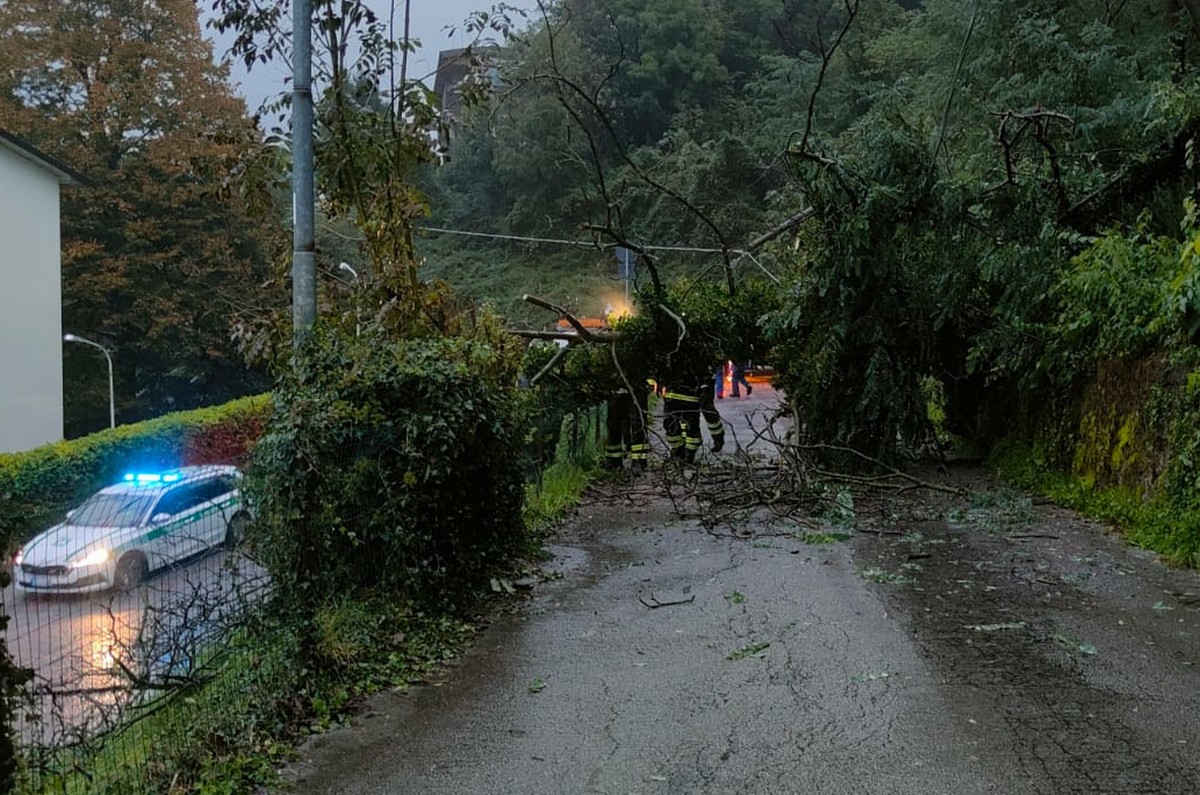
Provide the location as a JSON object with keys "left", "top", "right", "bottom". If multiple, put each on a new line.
{"left": 2, "top": 396, "right": 605, "bottom": 793}
{"left": 5, "top": 459, "right": 267, "bottom": 792}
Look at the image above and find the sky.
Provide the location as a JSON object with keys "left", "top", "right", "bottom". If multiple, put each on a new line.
{"left": 203, "top": 0, "right": 526, "bottom": 113}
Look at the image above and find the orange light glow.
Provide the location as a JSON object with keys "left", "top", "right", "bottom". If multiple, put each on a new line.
{"left": 600, "top": 292, "right": 634, "bottom": 322}
{"left": 606, "top": 301, "right": 633, "bottom": 320}
{"left": 555, "top": 317, "right": 609, "bottom": 330}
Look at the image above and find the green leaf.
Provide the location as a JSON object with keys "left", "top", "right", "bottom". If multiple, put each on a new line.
{"left": 727, "top": 641, "right": 770, "bottom": 661}
{"left": 1053, "top": 633, "right": 1097, "bottom": 656}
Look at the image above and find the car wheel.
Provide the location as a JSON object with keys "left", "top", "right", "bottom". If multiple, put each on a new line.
{"left": 113, "top": 553, "right": 148, "bottom": 591}
{"left": 224, "top": 513, "right": 250, "bottom": 549}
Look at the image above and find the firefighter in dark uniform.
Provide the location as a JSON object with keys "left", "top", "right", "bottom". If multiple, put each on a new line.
{"left": 662, "top": 365, "right": 725, "bottom": 462}
{"left": 604, "top": 380, "right": 650, "bottom": 472}
{"left": 592, "top": 314, "right": 651, "bottom": 472}
{"left": 699, "top": 377, "right": 725, "bottom": 452}
{"left": 661, "top": 381, "right": 698, "bottom": 463}
{"left": 636, "top": 293, "right": 721, "bottom": 463}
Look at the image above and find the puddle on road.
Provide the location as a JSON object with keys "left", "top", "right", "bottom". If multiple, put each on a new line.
{"left": 539, "top": 535, "right": 640, "bottom": 584}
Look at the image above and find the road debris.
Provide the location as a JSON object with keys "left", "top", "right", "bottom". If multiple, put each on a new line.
{"left": 638, "top": 591, "right": 695, "bottom": 608}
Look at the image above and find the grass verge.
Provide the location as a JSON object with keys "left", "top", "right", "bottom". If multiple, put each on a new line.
{"left": 990, "top": 440, "right": 1200, "bottom": 567}
{"left": 523, "top": 461, "right": 592, "bottom": 531}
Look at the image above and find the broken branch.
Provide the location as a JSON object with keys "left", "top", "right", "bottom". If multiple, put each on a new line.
{"left": 530, "top": 344, "right": 570, "bottom": 385}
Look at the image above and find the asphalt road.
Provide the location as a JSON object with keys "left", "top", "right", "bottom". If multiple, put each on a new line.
{"left": 281, "top": 387, "right": 1200, "bottom": 794}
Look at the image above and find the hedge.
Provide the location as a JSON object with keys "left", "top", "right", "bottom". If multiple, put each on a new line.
{"left": 246, "top": 330, "right": 529, "bottom": 623}
{"left": 0, "top": 394, "right": 271, "bottom": 551}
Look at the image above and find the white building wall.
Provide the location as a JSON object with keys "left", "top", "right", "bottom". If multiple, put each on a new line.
{"left": 0, "top": 147, "right": 64, "bottom": 452}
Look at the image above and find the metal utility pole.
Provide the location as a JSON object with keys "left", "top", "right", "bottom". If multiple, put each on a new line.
{"left": 292, "top": 0, "right": 316, "bottom": 345}
{"left": 616, "top": 247, "right": 636, "bottom": 301}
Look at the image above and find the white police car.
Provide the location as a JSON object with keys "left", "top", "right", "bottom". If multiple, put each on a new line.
{"left": 14, "top": 465, "right": 249, "bottom": 595}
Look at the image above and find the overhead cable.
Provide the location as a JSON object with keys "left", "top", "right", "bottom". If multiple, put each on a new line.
{"left": 418, "top": 225, "right": 736, "bottom": 255}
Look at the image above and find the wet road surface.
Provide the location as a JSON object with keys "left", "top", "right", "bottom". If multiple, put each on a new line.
{"left": 281, "top": 388, "right": 1200, "bottom": 794}
{"left": 5, "top": 549, "right": 266, "bottom": 744}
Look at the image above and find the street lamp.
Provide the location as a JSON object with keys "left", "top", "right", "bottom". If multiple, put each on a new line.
{"left": 63, "top": 333, "right": 115, "bottom": 429}
{"left": 338, "top": 261, "right": 358, "bottom": 281}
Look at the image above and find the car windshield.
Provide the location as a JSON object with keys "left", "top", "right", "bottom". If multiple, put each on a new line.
{"left": 68, "top": 493, "right": 155, "bottom": 528}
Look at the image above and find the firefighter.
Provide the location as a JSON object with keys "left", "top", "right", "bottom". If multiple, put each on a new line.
{"left": 662, "top": 368, "right": 717, "bottom": 463}
{"left": 595, "top": 321, "right": 651, "bottom": 473}
{"left": 604, "top": 381, "right": 650, "bottom": 472}
{"left": 699, "top": 378, "right": 726, "bottom": 452}
{"left": 661, "top": 384, "right": 696, "bottom": 463}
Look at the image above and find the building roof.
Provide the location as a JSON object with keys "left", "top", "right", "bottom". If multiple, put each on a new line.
{"left": 555, "top": 317, "right": 609, "bottom": 330}
{"left": 434, "top": 46, "right": 502, "bottom": 121}
{"left": 0, "top": 129, "right": 86, "bottom": 185}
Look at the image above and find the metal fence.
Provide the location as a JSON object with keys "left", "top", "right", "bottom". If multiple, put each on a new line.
{"left": 4, "top": 405, "right": 606, "bottom": 793}
{"left": 6, "top": 461, "right": 268, "bottom": 792}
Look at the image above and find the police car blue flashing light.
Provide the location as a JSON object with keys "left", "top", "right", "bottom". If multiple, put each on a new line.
{"left": 122, "top": 471, "right": 182, "bottom": 485}
{"left": 16, "top": 465, "right": 249, "bottom": 595}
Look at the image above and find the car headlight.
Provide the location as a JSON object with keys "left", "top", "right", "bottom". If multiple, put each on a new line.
{"left": 68, "top": 548, "right": 111, "bottom": 569}
{"left": 12, "top": 548, "right": 22, "bottom": 567}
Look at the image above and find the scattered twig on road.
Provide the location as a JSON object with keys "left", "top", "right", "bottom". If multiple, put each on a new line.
{"left": 801, "top": 444, "right": 965, "bottom": 496}
{"left": 638, "top": 592, "right": 696, "bottom": 609}
{"left": 657, "top": 408, "right": 967, "bottom": 539}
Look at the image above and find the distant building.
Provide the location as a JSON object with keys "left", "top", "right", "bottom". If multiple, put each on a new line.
{"left": 434, "top": 47, "right": 474, "bottom": 123}
{"left": 0, "top": 130, "right": 82, "bottom": 452}
{"left": 434, "top": 46, "right": 502, "bottom": 125}
{"left": 551, "top": 317, "right": 609, "bottom": 348}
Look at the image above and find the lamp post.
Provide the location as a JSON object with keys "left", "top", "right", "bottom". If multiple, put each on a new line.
{"left": 63, "top": 333, "right": 115, "bottom": 429}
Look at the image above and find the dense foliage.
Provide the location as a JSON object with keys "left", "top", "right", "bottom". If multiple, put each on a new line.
{"left": 246, "top": 323, "right": 528, "bottom": 655}
{"left": 0, "top": 0, "right": 278, "bottom": 435}
{"left": 420, "top": 0, "right": 1200, "bottom": 461}
{"left": 13, "top": 0, "right": 1200, "bottom": 788}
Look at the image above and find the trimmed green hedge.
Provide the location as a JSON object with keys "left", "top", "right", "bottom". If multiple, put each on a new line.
{"left": 0, "top": 394, "right": 271, "bottom": 550}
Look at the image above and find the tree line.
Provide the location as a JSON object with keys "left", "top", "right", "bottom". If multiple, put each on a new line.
{"left": 0, "top": 0, "right": 279, "bottom": 437}
{"left": 428, "top": 0, "right": 1200, "bottom": 454}
{"left": 3, "top": 0, "right": 1200, "bottom": 454}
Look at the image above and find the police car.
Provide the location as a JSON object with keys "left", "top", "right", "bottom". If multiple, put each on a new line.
{"left": 14, "top": 465, "right": 249, "bottom": 595}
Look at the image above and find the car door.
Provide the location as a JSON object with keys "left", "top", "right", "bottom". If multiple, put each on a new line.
{"left": 205, "top": 475, "right": 240, "bottom": 546}
{"left": 190, "top": 477, "right": 233, "bottom": 550}
{"left": 180, "top": 480, "right": 228, "bottom": 557}
{"left": 144, "top": 487, "right": 185, "bottom": 568}
{"left": 150, "top": 483, "right": 209, "bottom": 564}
